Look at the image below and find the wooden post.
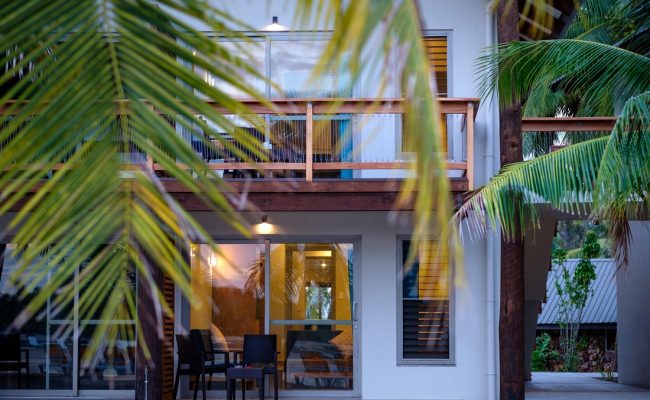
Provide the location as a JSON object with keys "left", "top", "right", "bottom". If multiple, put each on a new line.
{"left": 497, "top": 1, "right": 525, "bottom": 399}
{"left": 135, "top": 255, "right": 164, "bottom": 400}
{"left": 305, "top": 103, "right": 313, "bottom": 182}
{"left": 466, "top": 102, "right": 475, "bottom": 190}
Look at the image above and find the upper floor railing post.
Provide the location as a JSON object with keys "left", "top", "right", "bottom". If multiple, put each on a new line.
{"left": 306, "top": 102, "right": 313, "bottom": 181}
{"left": 466, "top": 101, "right": 475, "bottom": 190}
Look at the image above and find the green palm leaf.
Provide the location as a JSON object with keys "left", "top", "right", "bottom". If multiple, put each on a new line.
{"left": 454, "top": 91, "right": 650, "bottom": 262}
{"left": 1, "top": 0, "right": 269, "bottom": 362}
{"left": 297, "top": 0, "right": 454, "bottom": 260}
{"left": 1, "top": 0, "right": 457, "bottom": 365}
{"left": 477, "top": 39, "right": 650, "bottom": 116}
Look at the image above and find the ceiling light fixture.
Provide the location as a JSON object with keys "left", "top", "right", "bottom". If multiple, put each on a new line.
{"left": 262, "top": 16, "right": 287, "bottom": 31}
{"left": 256, "top": 214, "right": 273, "bottom": 235}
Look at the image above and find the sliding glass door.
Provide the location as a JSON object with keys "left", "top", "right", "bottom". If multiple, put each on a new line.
{"left": 0, "top": 244, "right": 136, "bottom": 397}
{"left": 185, "top": 240, "right": 357, "bottom": 396}
{"left": 269, "top": 243, "right": 355, "bottom": 392}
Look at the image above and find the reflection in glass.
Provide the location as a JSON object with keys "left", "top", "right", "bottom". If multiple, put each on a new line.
{"left": 270, "top": 40, "right": 351, "bottom": 98}
{"left": 189, "top": 243, "right": 265, "bottom": 389}
{"left": 0, "top": 244, "right": 73, "bottom": 391}
{"left": 78, "top": 323, "right": 136, "bottom": 390}
{"left": 202, "top": 41, "right": 265, "bottom": 98}
{"left": 270, "top": 243, "right": 353, "bottom": 390}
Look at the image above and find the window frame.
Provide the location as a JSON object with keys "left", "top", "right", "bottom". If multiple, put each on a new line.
{"left": 396, "top": 235, "right": 455, "bottom": 366}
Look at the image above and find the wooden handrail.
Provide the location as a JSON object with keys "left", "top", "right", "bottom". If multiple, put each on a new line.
{"left": 522, "top": 117, "right": 616, "bottom": 132}
{"left": 0, "top": 98, "right": 480, "bottom": 116}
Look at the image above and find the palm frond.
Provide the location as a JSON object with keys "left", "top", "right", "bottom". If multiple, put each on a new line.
{"left": 0, "top": 0, "right": 270, "bottom": 362}
{"left": 593, "top": 91, "right": 650, "bottom": 263}
{"left": 477, "top": 39, "right": 650, "bottom": 116}
{"left": 455, "top": 91, "right": 650, "bottom": 264}
{"left": 454, "top": 136, "right": 608, "bottom": 240}
{"left": 297, "top": 0, "right": 454, "bottom": 262}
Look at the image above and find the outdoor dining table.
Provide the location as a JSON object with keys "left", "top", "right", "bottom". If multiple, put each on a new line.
{"left": 226, "top": 365, "right": 265, "bottom": 400}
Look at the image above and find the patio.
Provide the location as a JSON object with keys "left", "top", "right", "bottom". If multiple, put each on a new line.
{"left": 527, "top": 372, "right": 650, "bottom": 400}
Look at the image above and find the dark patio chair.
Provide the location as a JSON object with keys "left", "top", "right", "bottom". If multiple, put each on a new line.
{"left": 240, "top": 334, "right": 279, "bottom": 400}
{"left": 190, "top": 329, "right": 231, "bottom": 389}
{"left": 174, "top": 333, "right": 230, "bottom": 400}
{"left": 0, "top": 333, "right": 29, "bottom": 389}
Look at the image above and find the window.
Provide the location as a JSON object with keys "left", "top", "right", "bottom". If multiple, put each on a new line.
{"left": 401, "top": 35, "right": 449, "bottom": 153}
{"left": 270, "top": 39, "right": 351, "bottom": 98}
{"left": 202, "top": 36, "right": 352, "bottom": 99}
{"left": 397, "top": 238, "right": 453, "bottom": 364}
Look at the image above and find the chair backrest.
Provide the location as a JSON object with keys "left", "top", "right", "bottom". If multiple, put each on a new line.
{"left": 190, "top": 329, "right": 215, "bottom": 362}
{"left": 0, "top": 333, "right": 20, "bottom": 361}
{"left": 243, "top": 334, "right": 276, "bottom": 366}
{"left": 175, "top": 334, "right": 200, "bottom": 365}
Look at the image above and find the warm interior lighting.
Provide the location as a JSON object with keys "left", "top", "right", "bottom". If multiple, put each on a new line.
{"left": 320, "top": 260, "right": 327, "bottom": 267}
{"left": 262, "top": 16, "right": 287, "bottom": 31}
{"left": 256, "top": 215, "right": 274, "bottom": 234}
{"left": 208, "top": 252, "right": 217, "bottom": 269}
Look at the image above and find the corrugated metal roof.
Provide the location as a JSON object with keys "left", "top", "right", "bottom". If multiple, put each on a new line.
{"left": 538, "top": 259, "right": 616, "bottom": 325}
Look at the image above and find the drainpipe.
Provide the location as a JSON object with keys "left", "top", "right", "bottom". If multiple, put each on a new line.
{"left": 484, "top": 4, "right": 499, "bottom": 400}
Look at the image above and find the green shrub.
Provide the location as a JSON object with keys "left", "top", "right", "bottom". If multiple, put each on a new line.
{"left": 531, "top": 333, "right": 559, "bottom": 371}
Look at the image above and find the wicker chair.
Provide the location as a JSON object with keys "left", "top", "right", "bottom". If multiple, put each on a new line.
{"left": 190, "top": 329, "right": 231, "bottom": 389}
{"left": 174, "top": 332, "right": 231, "bottom": 400}
{"left": 226, "top": 334, "right": 278, "bottom": 400}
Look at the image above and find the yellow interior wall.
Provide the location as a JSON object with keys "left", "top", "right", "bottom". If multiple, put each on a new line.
{"left": 190, "top": 244, "right": 213, "bottom": 329}
{"left": 270, "top": 244, "right": 286, "bottom": 320}
{"left": 291, "top": 250, "right": 306, "bottom": 320}
{"left": 269, "top": 244, "right": 289, "bottom": 360}
{"left": 334, "top": 247, "right": 351, "bottom": 320}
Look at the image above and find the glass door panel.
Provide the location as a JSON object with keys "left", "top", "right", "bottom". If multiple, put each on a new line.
{"left": 78, "top": 322, "right": 136, "bottom": 391}
{"left": 189, "top": 243, "right": 266, "bottom": 391}
{"left": 269, "top": 243, "right": 354, "bottom": 391}
{"left": 0, "top": 245, "right": 74, "bottom": 393}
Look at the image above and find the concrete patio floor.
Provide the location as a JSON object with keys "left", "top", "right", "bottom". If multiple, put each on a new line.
{"left": 6, "top": 373, "right": 650, "bottom": 400}
{"left": 527, "top": 372, "right": 650, "bottom": 400}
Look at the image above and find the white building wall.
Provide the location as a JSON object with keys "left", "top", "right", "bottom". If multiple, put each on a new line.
{"left": 618, "top": 222, "right": 650, "bottom": 389}
{"left": 193, "top": 211, "right": 488, "bottom": 399}
{"left": 172, "top": 2, "right": 499, "bottom": 398}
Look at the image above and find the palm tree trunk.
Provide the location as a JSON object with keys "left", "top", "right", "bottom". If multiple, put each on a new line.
{"left": 497, "top": 1, "right": 525, "bottom": 399}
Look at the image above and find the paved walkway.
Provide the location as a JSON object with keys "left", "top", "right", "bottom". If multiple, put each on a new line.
{"left": 527, "top": 372, "right": 650, "bottom": 399}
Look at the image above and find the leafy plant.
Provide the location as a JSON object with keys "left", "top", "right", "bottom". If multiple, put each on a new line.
{"left": 554, "top": 231, "right": 600, "bottom": 371}
{"left": 531, "top": 332, "right": 559, "bottom": 371}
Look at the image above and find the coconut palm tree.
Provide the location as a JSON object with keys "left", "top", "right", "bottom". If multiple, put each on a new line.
{"left": 457, "top": 0, "right": 650, "bottom": 262}
{"left": 518, "top": 0, "right": 649, "bottom": 157}
{"left": 0, "top": 0, "right": 453, "bottom": 361}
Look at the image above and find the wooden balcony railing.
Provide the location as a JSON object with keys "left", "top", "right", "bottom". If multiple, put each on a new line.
{"left": 1, "top": 98, "right": 479, "bottom": 188}
{"left": 174, "top": 98, "right": 479, "bottom": 188}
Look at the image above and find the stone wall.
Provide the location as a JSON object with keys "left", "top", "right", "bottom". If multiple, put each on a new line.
{"left": 535, "top": 329, "right": 617, "bottom": 372}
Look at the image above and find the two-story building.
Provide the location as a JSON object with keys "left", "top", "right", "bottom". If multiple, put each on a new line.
{"left": 1, "top": 1, "right": 605, "bottom": 399}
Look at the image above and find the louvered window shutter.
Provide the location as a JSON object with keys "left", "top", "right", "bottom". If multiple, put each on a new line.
{"left": 401, "top": 240, "right": 450, "bottom": 359}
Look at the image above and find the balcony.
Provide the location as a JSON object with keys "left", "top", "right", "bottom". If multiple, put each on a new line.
{"left": 169, "top": 98, "right": 478, "bottom": 191}
{"left": 1, "top": 98, "right": 477, "bottom": 205}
